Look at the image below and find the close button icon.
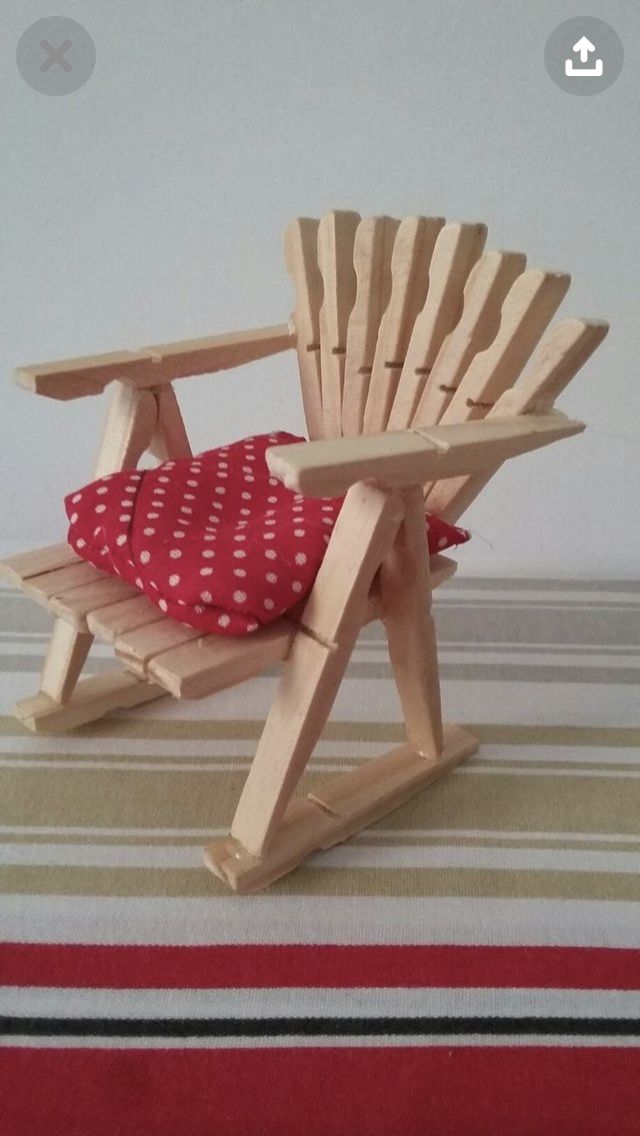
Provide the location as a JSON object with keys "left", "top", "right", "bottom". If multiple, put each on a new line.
{"left": 17, "top": 16, "right": 95, "bottom": 96}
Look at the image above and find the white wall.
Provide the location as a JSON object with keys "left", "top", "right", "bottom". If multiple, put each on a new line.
{"left": 2, "top": 0, "right": 639, "bottom": 577}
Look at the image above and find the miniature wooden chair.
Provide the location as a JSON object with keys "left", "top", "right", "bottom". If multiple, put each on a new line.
{"left": 1, "top": 211, "right": 608, "bottom": 891}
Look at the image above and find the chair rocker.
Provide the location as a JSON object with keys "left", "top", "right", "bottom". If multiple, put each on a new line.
{"left": 1, "top": 210, "right": 608, "bottom": 891}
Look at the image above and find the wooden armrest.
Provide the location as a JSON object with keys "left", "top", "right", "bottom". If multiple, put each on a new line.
{"left": 266, "top": 413, "right": 585, "bottom": 497}
{"left": 14, "top": 323, "right": 295, "bottom": 401}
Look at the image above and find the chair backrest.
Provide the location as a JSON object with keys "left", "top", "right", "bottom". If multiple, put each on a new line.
{"left": 284, "top": 212, "right": 607, "bottom": 515}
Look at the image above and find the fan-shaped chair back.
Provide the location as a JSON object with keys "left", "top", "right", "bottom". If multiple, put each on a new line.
{"left": 284, "top": 209, "right": 607, "bottom": 520}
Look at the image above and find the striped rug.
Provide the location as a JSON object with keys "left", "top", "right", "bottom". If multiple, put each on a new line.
{"left": 1, "top": 575, "right": 639, "bottom": 1135}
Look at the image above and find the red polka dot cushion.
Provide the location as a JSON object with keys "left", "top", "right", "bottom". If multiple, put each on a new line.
{"left": 64, "top": 432, "right": 470, "bottom": 637}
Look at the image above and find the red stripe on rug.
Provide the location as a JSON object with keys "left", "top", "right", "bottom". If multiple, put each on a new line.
{"left": 2, "top": 1045, "right": 638, "bottom": 1136}
{"left": 2, "top": 943, "right": 639, "bottom": 989}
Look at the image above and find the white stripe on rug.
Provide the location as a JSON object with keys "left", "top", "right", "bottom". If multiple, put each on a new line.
{"left": 2, "top": 895, "right": 639, "bottom": 947}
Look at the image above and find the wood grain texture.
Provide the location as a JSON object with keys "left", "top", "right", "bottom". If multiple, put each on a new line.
{"left": 39, "top": 619, "right": 94, "bottom": 705}
{"left": 49, "top": 577, "right": 141, "bottom": 628}
{"left": 410, "top": 249, "right": 526, "bottom": 427}
{"left": 115, "top": 620, "right": 203, "bottom": 678}
{"left": 93, "top": 383, "right": 158, "bottom": 478}
{"left": 15, "top": 325, "right": 294, "bottom": 400}
{"left": 22, "top": 563, "right": 103, "bottom": 606}
{"left": 14, "top": 670, "right": 165, "bottom": 734}
{"left": 489, "top": 317, "right": 609, "bottom": 416}
{"left": 423, "top": 320, "right": 608, "bottom": 522}
{"left": 388, "top": 221, "right": 487, "bottom": 430}
{"left": 317, "top": 210, "right": 361, "bottom": 437}
{"left": 380, "top": 487, "right": 443, "bottom": 758}
{"left": 229, "top": 484, "right": 403, "bottom": 857}
{"left": 363, "top": 216, "right": 444, "bottom": 435}
{"left": 87, "top": 596, "right": 165, "bottom": 643}
{"left": 0, "top": 544, "right": 79, "bottom": 589}
{"left": 147, "top": 619, "right": 295, "bottom": 699}
{"left": 205, "top": 726, "right": 479, "bottom": 893}
{"left": 284, "top": 217, "right": 325, "bottom": 439}
{"left": 266, "top": 414, "right": 584, "bottom": 498}
{"left": 439, "top": 268, "right": 571, "bottom": 426}
{"left": 149, "top": 384, "right": 192, "bottom": 461}
{"left": 342, "top": 215, "right": 400, "bottom": 437}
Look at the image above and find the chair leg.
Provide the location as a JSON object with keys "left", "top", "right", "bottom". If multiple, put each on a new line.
{"left": 203, "top": 482, "right": 404, "bottom": 886}
{"left": 203, "top": 481, "right": 479, "bottom": 895}
{"left": 148, "top": 384, "right": 193, "bottom": 462}
{"left": 204, "top": 630, "right": 368, "bottom": 890}
{"left": 15, "top": 616, "right": 165, "bottom": 734}
{"left": 229, "top": 483, "right": 404, "bottom": 857}
{"left": 380, "top": 486, "right": 443, "bottom": 758}
{"left": 11, "top": 381, "right": 179, "bottom": 736}
{"left": 39, "top": 617, "right": 93, "bottom": 704}
{"left": 229, "top": 630, "right": 358, "bottom": 855}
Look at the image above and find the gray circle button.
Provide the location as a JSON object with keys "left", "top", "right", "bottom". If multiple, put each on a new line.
{"left": 545, "top": 17, "right": 623, "bottom": 95}
{"left": 17, "top": 17, "right": 95, "bottom": 96}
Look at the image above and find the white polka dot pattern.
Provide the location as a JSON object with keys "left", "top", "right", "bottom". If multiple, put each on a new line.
{"left": 64, "top": 432, "right": 470, "bottom": 636}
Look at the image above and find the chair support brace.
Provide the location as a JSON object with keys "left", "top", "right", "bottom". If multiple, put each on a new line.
{"left": 204, "top": 481, "right": 478, "bottom": 892}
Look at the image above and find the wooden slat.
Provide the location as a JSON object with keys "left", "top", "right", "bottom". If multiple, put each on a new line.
{"left": 424, "top": 319, "right": 608, "bottom": 523}
{"left": 205, "top": 726, "right": 479, "bottom": 893}
{"left": 138, "top": 326, "right": 294, "bottom": 385}
{"left": 297, "top": 482, "right": 404, "bottom": 646}
{"left": 488, "top": 317, "right": 609, "bottom": 417}
{"left": 410, "top": 250, "right": 527, "bottom": 428}
{"left": 414, "top": 414, "right": 584, "bottom": 472}
{"left": 266, "top": 428, "right": 435, "bottom": 500}
{"left": 22, "top": 562, "right": 103, "bottom": 605}
{"left": 15, "top": 670, "right": 165, "bottom": 734}
{"left": 439, "top": 268, "right": 571, "bottom": 426}
{"left": 387, "top": 221, "right": 487, "bottom": 431}
{"left": 341, "top": 216, "right": 399, "bottom": 437}
{"left": 358, "top": 551, "right": 455, "bottom": 626}
{"left": 94, "top": 383, "right": 158, "bottom": 478}
{"left": 148, "top": 619, "right": 296, "bottom": 699}
{"left": 15, "top": 325, "right": 294, "bottom": 400}
{"left": 309, "top": 725, "right": 477, "bottom": 825}
{"left": 317, "top": 210, "right": 361, "bottom": 437}
{"left": 87, "top": 596, "right": 165, "bottom": 643}
{"left": 39, "top": 619, "right": 94, "bottom": 704}
{"left": 284, "top": 218, "right": 325, "bottom": 440}
{"left": 363, "top": 216, "right": 444, "bottom": 435}
{"left": 14, "top": 351, "right": 151, "bottom": 401}
{"left": 49, "top": 577, "right": 141, "bottom": 628}
{"left": 116, "top": 619, "right": 203, "bottom": 678}
{"left": 0, "top": 543, "right": 79, "bottom": 588}
{"left": 149, "top": 384, "right": 192, "bottom": 461}
{"left": 266, "top": 414, "right": 584, "bottom": 498}
{"left": 380, "top": 487, "right": 443, "bottom": 757}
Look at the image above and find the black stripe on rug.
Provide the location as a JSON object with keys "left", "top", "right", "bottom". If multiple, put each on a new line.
{"left": 1, "top": 1016, "right": 639, "bottom": 1038}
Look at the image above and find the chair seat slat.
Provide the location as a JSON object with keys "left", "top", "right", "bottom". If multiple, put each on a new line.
{"left": 87, "top": 595, "right": 166, "bottom": 643}
{"left": 147, "top": 619, "right": 295, "bottom": 699}
{"left": 0, "top": 543, "right": 79, "bottom": 588}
